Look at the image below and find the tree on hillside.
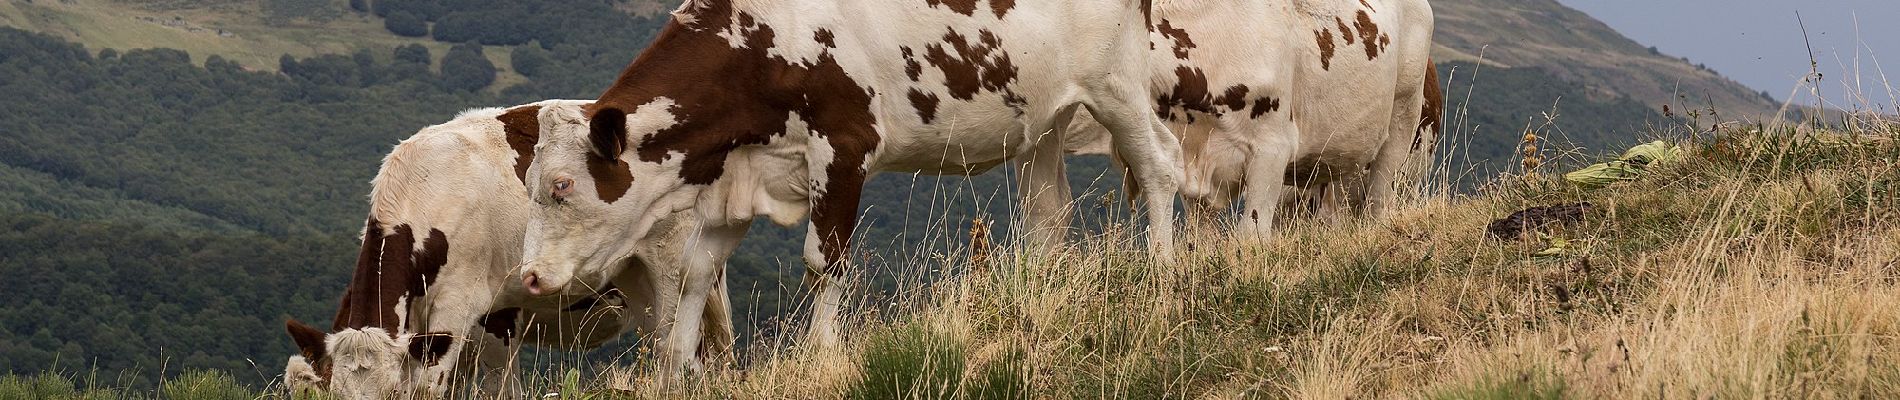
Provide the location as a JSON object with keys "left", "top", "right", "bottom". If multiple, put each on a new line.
{"left": 439, "top": 43, "right": 494, "bottom": 92}
{"left": 385, "top": 11, "right": 429, "bottom": 38}
{"left": 510, "top": 46, "right": 548, "bottom": 77}
{"left": 393, "top": 43, "right": 431, "bottom": 65}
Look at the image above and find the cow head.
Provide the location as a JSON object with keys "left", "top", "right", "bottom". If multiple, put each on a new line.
{"left": 282, "top": 219, "right": 457, "bottom": 399}
{"left": 284, "top": 320, "right": 331, "bottom": 393}
{"left": 283, "top": 320, "right": 457, "bottom": 399}
{"left": 519, "top": 101, "right": 693, "bottom": 296}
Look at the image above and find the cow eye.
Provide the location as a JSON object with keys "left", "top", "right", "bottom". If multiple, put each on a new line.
{"left": 551, "top": 177, "right": 575, "bottom": 200}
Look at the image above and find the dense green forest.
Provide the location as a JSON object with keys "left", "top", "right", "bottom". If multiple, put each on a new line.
{"left": 0, "top": 0, "right": 1668, "bottom": 388}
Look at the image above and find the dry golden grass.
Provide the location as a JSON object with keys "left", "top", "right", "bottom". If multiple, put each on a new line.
{"left": 535, "top": 121, "right": 1899, "bottom": 400}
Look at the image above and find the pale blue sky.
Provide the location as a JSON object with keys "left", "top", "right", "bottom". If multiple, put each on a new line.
{"left": 1554, "top": 0, "right": 1900, "bottom": 110}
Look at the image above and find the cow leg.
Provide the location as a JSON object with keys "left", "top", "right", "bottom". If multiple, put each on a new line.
{"left": 1015, "top": 108, "right": 1078, "bottom": 251}
{"left": 1362, "top": 129, "right": 1416, "bottom": 219}
{"left": 801, "top": 220, "right": 849, "bottom": 349}
{"left": 656, "top": 220, "right": 747, "bottom": 379}
{"left": 696, "top": 270, "right": 735, "bottom": 368}
{"left": 1085, "top": 101, "right": 1182, "bottom": 262}
{"left": 409, "top": 298, "right": 501, "bottom": 398}
{"left": 801, "top": 132, "right": 875, "bottom": 349}
{"left": 1238, "top": 124, "right": 1298, "bottom": 241}
{"left": 1367, "top": 116, "right": 1435, "bottom": 217}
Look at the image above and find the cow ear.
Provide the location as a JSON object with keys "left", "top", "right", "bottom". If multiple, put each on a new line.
{"left": 406, "top": 333, "right": 457, "bottom": 366}
{"left": 589, "top": 107, "right": 629, "bottom": 161}
{"left": 285, "top": 319, "right": 328, "bottom": 360}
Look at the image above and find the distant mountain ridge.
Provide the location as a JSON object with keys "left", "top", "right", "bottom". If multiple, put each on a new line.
{"left": 1431, "top": 0, "right": 1781, "bottom": 118}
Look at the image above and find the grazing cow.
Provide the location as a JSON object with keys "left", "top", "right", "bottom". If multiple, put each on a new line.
{"left": 1069, "top": 0, "right": 1438, "bottom": 237}
{"left": 282, "top": 100, "right": 733, "bottom": 399}
{"left": 515, "top": 0, "right": 1183, "bottom": 375}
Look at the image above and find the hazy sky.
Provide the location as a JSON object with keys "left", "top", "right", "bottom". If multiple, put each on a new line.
{"left": 1553, "top": 0, "right": 1900, "bottom": 110}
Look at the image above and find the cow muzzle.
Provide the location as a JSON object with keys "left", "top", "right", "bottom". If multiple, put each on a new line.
{"left": 519, "top": 262, "right": 571, "bottom": 296}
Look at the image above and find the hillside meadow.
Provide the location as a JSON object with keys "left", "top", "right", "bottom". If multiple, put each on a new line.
{"left": 0, "top": 0, "right": 1866, "bottom": 398}
{"left": 9, "top": 115, "right": 1894, "bottom": 398}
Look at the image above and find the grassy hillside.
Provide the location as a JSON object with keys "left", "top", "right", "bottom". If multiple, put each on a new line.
{"left": 582, "top": 123, "right": 1894, "bottom": 399}
{"left": 12, "top": 109, "right": 1893, "bottom": 399}
{"left": 0, "top": 0, "right": 1845, "bottom": 393}
{"left": 1432, "top": 0, "right": 1782, "bottom": 118}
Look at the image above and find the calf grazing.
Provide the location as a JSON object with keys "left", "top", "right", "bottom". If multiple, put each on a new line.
{"left": 281, "top": 100, "right": 732, "bottom": 399}
{"left": 515, "top": 0, "right": 1184, "bottom": 376}
{"left": 1070, "top": 0, "right": 1439, "bottom": 236}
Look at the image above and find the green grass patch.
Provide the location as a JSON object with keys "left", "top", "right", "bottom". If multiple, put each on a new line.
{"left": 849, "top": 325, "right": 967, "bottom": 400}
{"left": 1430, "top": 369, "right": 1569, "bottom": 400}
{"left": 0, "top": 369, "right": 261, "bottom": 400}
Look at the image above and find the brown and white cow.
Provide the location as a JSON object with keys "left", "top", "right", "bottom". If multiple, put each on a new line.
{"left": 514, "top": 0, "right": 1184, "bottom": 374}
{"left": 1069, "top": 0, "right": 1439, "bottom": 237}
{"left": 282, "top": 100, "right": 733, "bottom": 399}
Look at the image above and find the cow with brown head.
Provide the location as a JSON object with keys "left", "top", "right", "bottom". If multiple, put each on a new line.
{"left": 282, "top": 100, "right": 732, "bottom": 398}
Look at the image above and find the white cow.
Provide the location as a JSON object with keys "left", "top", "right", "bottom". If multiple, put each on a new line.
{"left": 514, "top": 0, "right": 1183, "bottom": 376}
{"left": 282, "top": 100, "right": 733, "bottom": 399}
{"left": 1069, "top": 0, "right": 1438, "bottom": 236}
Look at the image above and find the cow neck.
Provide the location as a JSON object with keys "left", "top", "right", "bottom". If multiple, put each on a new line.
{"left": 334, "top": 218, "right": 449, "bottom": 337}
{"left": 588, "top": 5, "right": 878, "bottom": 187}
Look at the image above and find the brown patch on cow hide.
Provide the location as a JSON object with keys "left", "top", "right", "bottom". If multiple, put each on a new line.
{"left": 497, "top": 105, "right": 543, "bottom": 185}
{"left": 1157, "top": 19, "right": 1195, "bottom": 59}
{"left": 902, "top": 47, "right": 923, "bottom": 81}
{"left": 599, "top": 7, "right": 876, "bottom": 188}
{"left": 393, "top": 226, "right": 448, "bottom": 328}
{"left": 587, "top": 152, "right": 634, "bottom": 203}
{"left": 814, "top": 29, "right": 836, "bottom": 48}
{"left": 1250, "top": 97, "right": 1282, "bottom": 119}
{"left": 1156, "top": 66, "right": 1214, "bottom": 116}
{"left": 923, "top": 29, "right": 1019, "bottom": 101}
{"left": 925, "top": 0, "right": 979, "bottom": 16}
{"left": 1316, "top": 29, "right": 1337, "bottom": 70}
{"left": 1353, "top": 11, "right": 1387, "bottom": 60}
{"left": 988, "top": 0, "right": 1013, "bottom": 18}
{"left": 477, "top": 308, "right": 521, "bottom": 346}
{"left": 1216, "top": 85, "right": 1249, "bottom": 112}
{"left": 337, "top": 222, "right": 447, "bottom": 335}
{"left": 1335, "top": 17, "right": 1355, "bottom": 45}
{"left": 1141, "top": 0, "right": 1153, "bottom": 32}
{"left": 1414, "top": 62, "right": 1443, "bottom": 153}
{"left": 406, "top": 333, "right": 455, "bottom": 366}
{"left": 908, "top": 89, "right": 941, "bottom": 124}
{"left": 593, "top": 6, "right": 880, "bottom": 271}
{"left": 339, "top": 219, "right": 392, "bottom": 331}
{"left": 1360, "top": 0, "right": 1375, "bottom": 11}
{"left": 412, "top": 228, "right": 448, "bottom": 294}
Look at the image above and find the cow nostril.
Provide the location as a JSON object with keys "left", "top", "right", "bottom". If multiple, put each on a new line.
{"left": 523, "top": 273, "right": 543, "bottom": 296}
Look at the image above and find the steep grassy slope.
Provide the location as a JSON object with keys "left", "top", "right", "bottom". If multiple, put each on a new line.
{"left": 601, "top": 119, "right": 1898, "bottom": 398}
{"left": 13, "top": 109, "right": 1890, "bottom": 400}
{"left": 1432, "top": 0, "right": 1782, "bottom": 118}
